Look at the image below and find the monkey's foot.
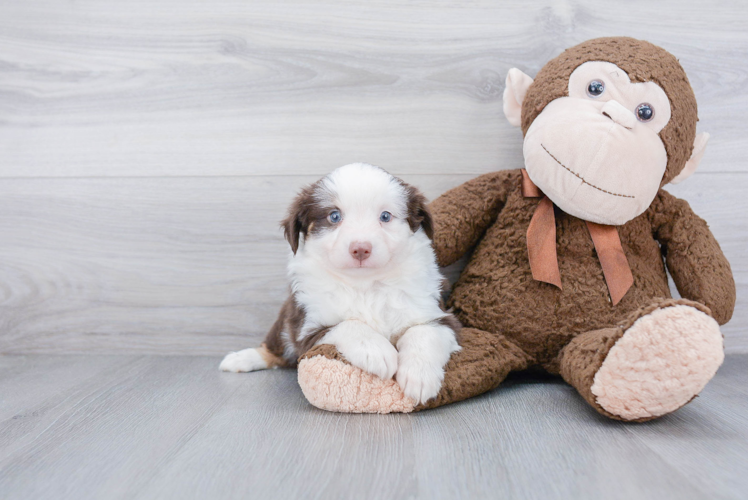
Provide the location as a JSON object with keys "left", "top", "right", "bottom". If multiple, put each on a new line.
{"left": 591, "top": 305, "right": 724, "bottom": 421}
{"left": 297, "top": 345, "right": 417, "bottom": 414}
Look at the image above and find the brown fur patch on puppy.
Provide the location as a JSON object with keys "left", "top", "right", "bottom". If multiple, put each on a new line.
{"left": 399, "top": 183, "right": 434, "bottom": 239}
{"left": 262, "top": 295, "right": 306, "bottom": 365}
{"left": 281, "top": 185, "right": 315, "bottom": 255}
{"left": 257, "top": 343, "right": 289, "bottom": 368}
{"left": 281, "top": 181, "right": 338, "bottom": 254}
{"left": 296, "top": 326, "right": 333, "bottom": 355}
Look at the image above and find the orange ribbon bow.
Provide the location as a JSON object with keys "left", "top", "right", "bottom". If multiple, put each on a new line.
{"left": 521, "top": 169, "right": 634, "bottom": 305}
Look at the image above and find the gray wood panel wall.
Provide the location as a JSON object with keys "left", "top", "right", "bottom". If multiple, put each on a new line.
{"left": 1, "top": 0, "right": 746, "bottom": 355}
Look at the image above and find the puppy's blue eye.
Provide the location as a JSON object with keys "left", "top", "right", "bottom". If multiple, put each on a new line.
{"left": 380, "top": 211, "right": 392, "bottom": 223}
{"left": 587, "top": 80, "right": 605, "bottom": 97}
{"left": 328, "top": 210, "right": 341, "bottom": 224}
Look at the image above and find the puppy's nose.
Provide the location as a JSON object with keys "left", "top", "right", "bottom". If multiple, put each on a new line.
{"left": 349, "top": 241, "right": 372, "bottom": 261}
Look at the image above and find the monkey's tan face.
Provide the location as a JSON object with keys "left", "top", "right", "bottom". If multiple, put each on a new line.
{"left": 523, "top": 62, "right": 672, "bottom": 225}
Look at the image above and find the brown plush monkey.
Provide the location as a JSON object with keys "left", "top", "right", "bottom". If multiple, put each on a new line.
{"left": 297, "top": 37, "right": 736, "bottom": 421}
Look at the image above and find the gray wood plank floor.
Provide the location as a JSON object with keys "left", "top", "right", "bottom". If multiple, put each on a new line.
{"left": 0, "top": 353, "right": 746, "bottom": 500}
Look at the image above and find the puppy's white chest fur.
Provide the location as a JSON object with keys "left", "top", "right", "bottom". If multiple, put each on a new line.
{"left": 290, "top": 230, "right": 445, "bottom": 342}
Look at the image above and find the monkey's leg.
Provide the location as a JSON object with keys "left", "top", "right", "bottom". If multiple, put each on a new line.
{"left": 558, "top": 299, "right": 724, "bottom": 422}
{"left": 297, "top": 327, "right": 530, "bottom": 413}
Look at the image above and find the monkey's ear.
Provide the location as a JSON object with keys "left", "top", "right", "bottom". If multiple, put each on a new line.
{"left": 670, "top": 132, "right": 710, "bottom": 184}
{"left": 503, "top": 68, "right": 534, "bottom": 128}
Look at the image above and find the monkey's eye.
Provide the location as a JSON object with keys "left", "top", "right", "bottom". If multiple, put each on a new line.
{"left": 379, "top": 211, "right": 392, "bottom": 223}
{"left": 328, "top": 210, "right": 342, "bottom": 224}
{"left": 636, "top": 103, "right": 655, "bottom": 122}
{"left": 586, "top": 80, "right": 605, "bottom": 97}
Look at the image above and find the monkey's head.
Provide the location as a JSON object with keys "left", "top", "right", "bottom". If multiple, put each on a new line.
{"left": 503, "top": 37, "right": 709, "bottom": 225}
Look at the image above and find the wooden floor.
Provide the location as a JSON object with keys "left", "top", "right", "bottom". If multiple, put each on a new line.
{"left": 0, "top": 353, "right": 746, "bottom": 500}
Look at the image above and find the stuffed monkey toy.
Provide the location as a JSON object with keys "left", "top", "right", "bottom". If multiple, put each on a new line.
{"left": 297, "top": 37, "right": 736, "bottom": 421}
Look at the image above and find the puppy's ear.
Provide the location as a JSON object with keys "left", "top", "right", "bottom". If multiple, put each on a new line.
{"left": 281, "top": 187, "right": 313, "bottom": 254}
{"left": 405, "top": 187, "right": 434, "bottom": 240}
{"left": 281, "top": 212, "right": 303, "bottom": 254}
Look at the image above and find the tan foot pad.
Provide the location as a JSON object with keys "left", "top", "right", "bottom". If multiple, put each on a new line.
{"left": 298, "top": 355, "right": 417, "bottom": 414}
{"left": 592, "top": 305, "right": 724, "bottom": 420}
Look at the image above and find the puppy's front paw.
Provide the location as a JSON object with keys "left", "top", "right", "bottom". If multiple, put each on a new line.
{"left": 334, "top": 335, "right": 398, "bottom": 381}
{"left": 394, "top": 322, "right": 459, "bottom": 404}
{"left": 396, "top": 352, "right": 444, "bottom": 404}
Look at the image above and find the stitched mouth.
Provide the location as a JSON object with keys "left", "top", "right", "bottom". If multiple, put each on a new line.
{"left": 540, "top": 144, "right": 635, "bottom": 199}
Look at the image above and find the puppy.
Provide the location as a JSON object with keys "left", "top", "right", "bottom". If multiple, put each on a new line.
{"left": 219, "top": 163, "right": 461, "bottom": 404}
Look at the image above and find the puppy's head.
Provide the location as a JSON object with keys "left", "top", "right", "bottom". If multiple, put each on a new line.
{"left": 282, "top": 163, "right": 433, "bottom": 272}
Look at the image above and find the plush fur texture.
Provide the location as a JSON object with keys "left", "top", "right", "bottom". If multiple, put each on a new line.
{"left": 296, "top": 38, "right": 735, "bottom": 420}
{"left": 300, "top": 326, "right": 530, "bottom": 412}
{"left": 435, "top": 172, "right": 734, "bottom": 359}
{"left": 221, "top": 163, "right": 461, "bottom": 405}
{"left": 298, "top": 345, "right": 418, "bottom": 413}
{"left": 591, "top": 304, "right": 723, "bottom": 420}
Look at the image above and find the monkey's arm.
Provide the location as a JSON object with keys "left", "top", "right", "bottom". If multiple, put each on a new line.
{"left": 430, "top": 169, "right": 520, "bottom": 267}
{"left": 650, "top": 190, "right": 736, "bottom": 325}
